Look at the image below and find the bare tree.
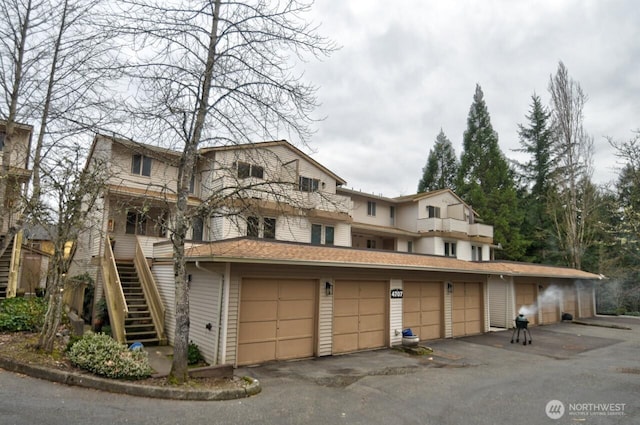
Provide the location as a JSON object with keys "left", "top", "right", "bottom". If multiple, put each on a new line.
{"left": 111, "top": 0, "right": 335, "bottom": 382}
{"left": 547, "top": 61, "right": 598, "bottom": 270}
{"left": 0, "top": 0, "right": 120, "bottom": 257}
{"left": 36, "top": 144, "right": 108, "bottom": 352}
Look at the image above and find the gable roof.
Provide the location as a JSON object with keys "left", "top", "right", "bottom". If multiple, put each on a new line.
{"left": 176, "top": 238, "right": 602, "bottom": 280}
{"left": 199, "top": 140, "right": 346, "bottom": 185}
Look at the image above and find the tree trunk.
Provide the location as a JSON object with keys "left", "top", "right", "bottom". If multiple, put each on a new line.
{"left": 169, "top": 0, "right": 221, "bottom": 384}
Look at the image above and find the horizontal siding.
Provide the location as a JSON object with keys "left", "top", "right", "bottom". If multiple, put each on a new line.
{"left": 151, "top": 264, "right": 176, "bottom": 346}
{"left": 389, "top": 279, "right": 402, "bottom": 346}
{"left": 186, "top": 265, "right": 223, "bottom": 365}
{"left": 225, "top": 274, "right": 241, "bottom": 366}
{"left": 444, "top": 282, "right": 452, "bottom": 338}
{"left": 318, "top": 277, "right": 333, "bottom": 356}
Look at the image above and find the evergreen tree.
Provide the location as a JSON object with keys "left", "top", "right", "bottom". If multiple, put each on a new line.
{"left": 418, "top": 129, "right": 458, "bottom": 192}
{"left": 514, "top": 94, "right": 554, "bottom": 263}
{"left": 457, "top": 84, "right": 526, "bottom": 260}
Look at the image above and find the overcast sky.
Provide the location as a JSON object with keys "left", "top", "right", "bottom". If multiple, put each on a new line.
{"left": 298, "top": 0, "right": 640, "bottom": 197}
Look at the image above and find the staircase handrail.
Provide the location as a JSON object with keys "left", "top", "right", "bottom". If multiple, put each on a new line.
{"left": 134, "top": 237, "right": 166, "bottom": 344}
{"left": 6, "top": 230, "right": 23, "bottom": 298}
{"left": 102, "top": 236, "right": 128, "bottom": 343}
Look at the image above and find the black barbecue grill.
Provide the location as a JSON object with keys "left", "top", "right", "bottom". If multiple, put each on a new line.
{"left": 510, "top": 314, "right": 532, "bottom": 345}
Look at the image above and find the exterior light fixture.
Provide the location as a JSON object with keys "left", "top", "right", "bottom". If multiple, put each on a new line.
{"left": 446, "top": 282, "right": 453, "bottom": 294}
{"left": 325, "top": 281, "right": 333, "bottom": 296}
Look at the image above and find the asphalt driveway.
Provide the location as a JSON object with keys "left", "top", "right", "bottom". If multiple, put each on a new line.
{"left": 3, "top": 317, "right": 638, "bottom": 425}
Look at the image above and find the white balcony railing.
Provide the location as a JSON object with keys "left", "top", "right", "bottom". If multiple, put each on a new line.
{"left": 417, "top": 218, "right": 493, "bottom": 238}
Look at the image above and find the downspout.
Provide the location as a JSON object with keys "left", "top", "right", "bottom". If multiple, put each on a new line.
{"left": 195, "top": 261, "right": 224, "bottom": 365}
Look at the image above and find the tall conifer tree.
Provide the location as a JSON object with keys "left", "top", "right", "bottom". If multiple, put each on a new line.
{"left": 514, "top": 94, "right": 553, "bottom": 262}
{"left": 457, "top": 84, "right": 526, "bottom": 260}
{"left": 418, "top": 129, "right": 458, "bottom": 192}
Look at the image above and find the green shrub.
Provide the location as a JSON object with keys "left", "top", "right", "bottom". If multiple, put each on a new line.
{"left": 67, "top": 333, "right": 152, "bottom": 379}
{"left": 0, "top": 297, "right": 47, "bottom": 332}
{"left": 188, "top": 340, "right": 205, "bottom": 365}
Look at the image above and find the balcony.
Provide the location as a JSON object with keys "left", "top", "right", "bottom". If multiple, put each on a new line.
{"left": 417, "top": 218, "right": 493, "bottom": 238}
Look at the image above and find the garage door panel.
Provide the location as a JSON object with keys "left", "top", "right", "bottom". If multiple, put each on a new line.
{"left": 422, "top": 297, "right": 440, "bottom": 311}
{"left": 238, "top": 321, "right": 276, "bottom": 343}
{"left": 333, "top": 280, "right": 387, "bottom": 354}
{"left": 277, "top": 337, "right": 314, "bottom": 360}
{"left": 465, "top": 308, "right": 480, "bottom": 321}
{"left": 237, "top": 341, "right": 276, "bottom": 365}
{"left": 278, "top": 299, "right": 315, "bottom": 319}
{"left": 422, "top": 310, "right": 440, "bottom": 324}
{"left": 359, "top": 313, "right": 384, "bottom": 332}
{"left": 279, "top": 280, "right": 316, "bottom": 299}
{"left": 334, "top": 281, "right": 359, "bottom": 298}
{"left": 360, "top": 298, "right": 385, "bottom": 314}
{"left": 404, "top": 298, "right": 420, "bottom": 312}
{"left": 239, "top": 300, "right": 278, "bottom": 322}
{"left": 359, "top": 330, "right": 385, "bottom": 349}
{"left": 465, "top": 321, "right": 481, "bottom": 335}
{"left": 403, "top": 281, "right": 444, "bottom": 341}
{"left": 420, "top": 325, "right": 441, "bottom": 340}
{"left": 452, "top": 282, "right": 483, "bottom": 337}
{"left": 452, "top": 309, "right": 465, "bottom": 323}
{"left": 241, "top": 280, "right": 278, "bottom": 300}
{"left": 452, "top": 323, "right": 465, "bottom": 336}
{"left": 404, "top": 311, "right": 420, "bottom": 326}
{"left": 334, "top": 299, "right": 358, "bottom": 316}
{"left": 333, "top": 333, "right": 358, "bottom": 353}
{"left": 403, "top": 282, "right": 421, "bottom": 297}
{"left": 238, "top": 279, "right": 316, "bottom": 365}
{"left": 364, "top": 282, "right": 387, "bottom": 297}
{"left": 334, "top": 316, "right": 359, "bottom": 334}
{"left": 278, "top": 318, "right": 314, "bottom": 339}
{"left": 515, "top": 283, "right": 538, "bottom": 325}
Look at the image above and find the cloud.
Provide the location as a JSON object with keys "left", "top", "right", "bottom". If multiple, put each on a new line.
{"left": 301, "top": 0, "right": 640, "bottom": 196}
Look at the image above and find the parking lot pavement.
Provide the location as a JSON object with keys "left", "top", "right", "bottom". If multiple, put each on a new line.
{"left": 460, "top": 324, "right": 623, "bottom": 359}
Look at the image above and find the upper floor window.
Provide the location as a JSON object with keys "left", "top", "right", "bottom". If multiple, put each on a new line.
{"left": 427, "top": 205, "right": 441, "bottom": 218}
{"left": 472, "top": 245, "right": 483, "bottom": 261}
{"left": 444, "top": 241, "right": 456, "bottom": 257}
{"left": 263, "top": 217, "right": 276, "bottom": 239}
{"left": 407, "top": 241, "right": 413, "bottom": 253}
{"left": 311, "top": 224, "right": 334, "bottom": 245}
{"left": 299, "top": 176, "right": 319, "bottom": 192}
{"left": 237, "top": 161, "right": 264, "bottom": 179}
{"left": 131, "top": 154, "right": 152, "bottom": 177}
{"left": 367, "top": 201, "right": 376, "bottom": 216}
{"left": 0, "top": 132, "right": 5, "bottom": 151}
{"left": 247, "top": 216, "right": 276, "bottom": 239}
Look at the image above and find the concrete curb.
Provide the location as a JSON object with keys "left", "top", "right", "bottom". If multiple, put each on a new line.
{"left": 0, "top": 356, "right": 261, "bottom": 401}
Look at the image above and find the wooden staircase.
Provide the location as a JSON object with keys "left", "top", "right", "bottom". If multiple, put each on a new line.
{"left": 0, "top": 237, "right": 12, "bottom": 300}
{"left": 116, "top": 260, "right": 160, "bottom": 345}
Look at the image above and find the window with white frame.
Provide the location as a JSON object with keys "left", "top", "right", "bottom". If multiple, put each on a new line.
{"left": 427, "top": 205, "right": 441, "bottom": 218}
{"left": 237, "top": 161, "right": 264, "bottom": 179}
{"left": 407, "top": 241, "right": 413, "bottom": 253}
{"left": 131, "top": 154, "right": 152, "bottom": 177}
{"left": 246, "top": 216, "right": 276, "bottom": 239}
{"left": 311, "top": 224, "right": 334, "bottom": 245}
{"left": 299, "top": 176, "right": 319, "bottom": 192}
{"left": 444, "top": 241, "right": 456, "bottom": 257}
